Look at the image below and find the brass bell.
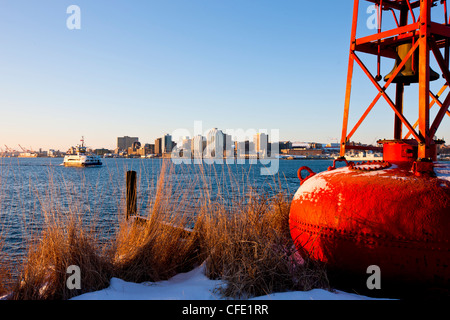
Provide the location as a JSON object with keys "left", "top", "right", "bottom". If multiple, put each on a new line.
{"left": 384, "top": 42, "right": 440, "bottom": 85}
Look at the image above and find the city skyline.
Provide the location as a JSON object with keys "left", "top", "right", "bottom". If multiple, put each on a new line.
{"left": 1, "top": 1, "right": 450, "bottom": 151}
{"left": 1, "top": 129, "right": 346, "bottom": 154}
{"left": 1, "top": 129, "right": 445, "bottom": 155}
{"left": 0, "top": 128, "right": 349, "bottom": 158}
{"left": 114, "top": 130, "right": 341, "bottom": 154}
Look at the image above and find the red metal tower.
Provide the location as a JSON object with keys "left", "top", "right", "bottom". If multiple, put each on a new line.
{"left": 289, "top": 0, "right": 450, "bottom": 296}
{"left": 340, "top": 0, "right": 450, "bottom": 172}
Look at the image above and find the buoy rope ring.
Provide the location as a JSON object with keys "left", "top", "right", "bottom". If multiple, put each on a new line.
{"left": 297, "top": 166, "right": 316, "bottom": 185}
{"left": 349, "top": 160, "right": 391, "bottom": 171}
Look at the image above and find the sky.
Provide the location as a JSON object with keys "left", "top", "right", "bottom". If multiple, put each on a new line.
{"left": 0, "top": 0, "right": 449, "bottom": 151}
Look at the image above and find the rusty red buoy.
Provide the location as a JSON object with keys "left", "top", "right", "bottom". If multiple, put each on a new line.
{"left": 289, "top": 161, "right": 450, "bottom": 293}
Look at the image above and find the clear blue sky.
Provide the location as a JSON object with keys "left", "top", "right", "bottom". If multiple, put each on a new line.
{"left": 0, "top": 0, "right": 449, "bottom": 151}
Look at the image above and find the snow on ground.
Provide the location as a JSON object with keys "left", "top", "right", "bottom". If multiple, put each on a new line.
{"left": 72, "top": 263, "right": 384, "bottom": 300}
{"left": 435, "top": 162, "right": 450, "bottom": 182}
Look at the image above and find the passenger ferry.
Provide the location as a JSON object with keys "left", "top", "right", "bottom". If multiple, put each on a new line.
{"left": 63, "top": 137, "right": 102, "bottom": 167}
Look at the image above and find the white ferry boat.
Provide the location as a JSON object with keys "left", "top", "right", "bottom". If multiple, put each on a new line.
{"left": 63, "top": 137, "right": 102, "bottom": 167}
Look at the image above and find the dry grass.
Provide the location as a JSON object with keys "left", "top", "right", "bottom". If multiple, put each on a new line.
{"left": 1, "top": 160, "right": 330, "bottom": 300}
{"left": 111, "top": 160, "right": 206, "bottom": 283}
{"left": 0, "top": 238, "right": 14, "bottom": 297}
{"left": 9, "top": 215, "right": 112, "bottom": 300}
{"left": 196, "top": 192, "right": 330, "bottom": 299}
{"left": 112, "top": 217, "right": 202, "bottom": 283}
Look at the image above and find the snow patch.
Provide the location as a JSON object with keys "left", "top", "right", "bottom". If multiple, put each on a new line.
{"left": 72, "top": 263, "right": 385, "bottom": 301}
{"left": 356, "top": 170, "right": 392, "bottom": 177}
{"left": 293, "top": 175, "right": 330, "bottom": 202}
{"left": 72, "top": 263, "right": 224, "bottom": 300}
{"left": 435, "top": 162, "right": 450, "bottom": 182}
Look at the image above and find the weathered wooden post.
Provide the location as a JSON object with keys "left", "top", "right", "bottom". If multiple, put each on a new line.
{"left": 126, "top": 170, "right": 137, "bottom": 220}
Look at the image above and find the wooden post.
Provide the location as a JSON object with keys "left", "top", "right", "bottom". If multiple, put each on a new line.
{"left": 126, "top": 170, "right": 137, "bottom": 220}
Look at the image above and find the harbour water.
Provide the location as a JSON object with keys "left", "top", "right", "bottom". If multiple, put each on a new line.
{"left": 0, "top": 157, "right": 338, "bottom": 267}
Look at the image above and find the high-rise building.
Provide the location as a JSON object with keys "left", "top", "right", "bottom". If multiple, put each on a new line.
{"left": 117, "top": 136, "right": 139, "bottom": 151}
{"left": 223, "top": 133, "right": 233, "bottom": 158}
{"left": 181, "top": 136, "right": 191, "bottom": 151}
{"left": 191, "top": 135, "right": 204, "bottom": 159}
{"left": 205, "top": 128, "right": 224, "bottom": 158}
{"left": 144, "top": 143, "right": 155, "bottom": 155}
{"left": 155, "top": 138, "right": 162, "bottom": 155}
{"left": 163, "top": 134, "right": 172, "bottom": 153}
{"left": 235, "top": 140, "right": 255, "bottom": 157}
{"left": 253, "top": 133, "right": 269, "bottom": 157}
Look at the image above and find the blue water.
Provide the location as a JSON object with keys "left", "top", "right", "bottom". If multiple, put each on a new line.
{"left": 0, "top": 157, "right": 336, "bottom": 265}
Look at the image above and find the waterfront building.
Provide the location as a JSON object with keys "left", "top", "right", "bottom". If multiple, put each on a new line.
{"left": 155, "top": 138, "right": 162, "bottom": 155}
{"left": 223, "top": 133, "right": 233, "bottom": 158}
{"left": 205, "top": 128, "right": 224, "bottom": 158}
{"left": 191, "top": 135, "right": 204, "bottom": 159}
{"left": 117, "top": 136, "right": 139, "bottom": 151}
{"left": 235, "top": 140, "right": 256, "bottom": 158}
{"left": 94, "top": 148, "right": 112, "bottom": 156}
{"left": 179, "top": 137, "right": 192, "bottom": 158}
{"left": 144, "top": 143, "right": 155, "bottom": 155}
{"left": 253, "top": 133, "right": 269, "bottom": 157}
{"left": 163, "top": 134, "right": 173, "bottom": 154}
{"left": 181, "top": 136, "right": 191, "bottom": 151}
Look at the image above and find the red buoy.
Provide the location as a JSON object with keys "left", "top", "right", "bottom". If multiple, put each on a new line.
{"left": 290, "top": 162, "right": 450, "bottom": 293}
{"left": 289, "top": 0, "right": 450, "bottom": 296}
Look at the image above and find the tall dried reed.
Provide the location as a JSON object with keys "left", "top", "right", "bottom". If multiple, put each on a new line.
{"left": 112, "top": 160, "right": 204, "bottom": 283}
{"left": 196, "top": 191, "right": 330, "bottom": 299}
{"left": 9, "top": 215, "right": 112, "bottom": 300}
